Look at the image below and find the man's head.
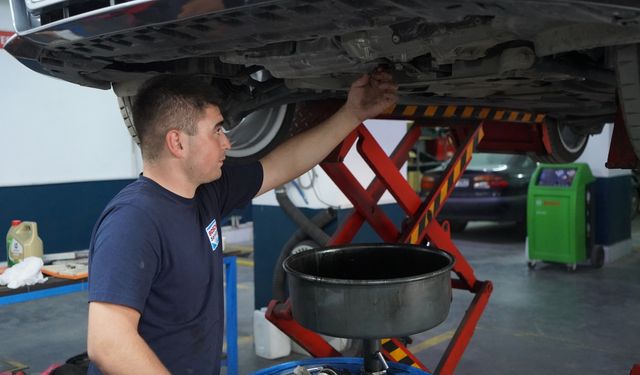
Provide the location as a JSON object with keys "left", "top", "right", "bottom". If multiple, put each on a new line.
{"left": 132, "top": 75, "right": 223, "bottom": 162}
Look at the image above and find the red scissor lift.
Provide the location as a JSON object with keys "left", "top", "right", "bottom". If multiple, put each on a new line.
{"left": 266, "top": 102, "right": 581, "bottom": 374}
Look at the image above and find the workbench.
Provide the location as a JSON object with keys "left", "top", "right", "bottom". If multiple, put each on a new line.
{"left": 0, "top": 256, "right": 239, "bottom": 375}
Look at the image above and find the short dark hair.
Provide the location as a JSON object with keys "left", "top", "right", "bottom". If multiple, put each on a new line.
{"left": 132, "top": 75, "right": 222, "bottom": 161}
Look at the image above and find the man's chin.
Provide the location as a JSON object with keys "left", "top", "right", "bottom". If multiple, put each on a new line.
{"left": 207, "top": 171, "right": 223, "bottom": 182}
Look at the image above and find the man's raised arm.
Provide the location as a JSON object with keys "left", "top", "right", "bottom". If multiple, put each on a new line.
{"left": 257, "top": 69, "right": 398, "bottom": 197}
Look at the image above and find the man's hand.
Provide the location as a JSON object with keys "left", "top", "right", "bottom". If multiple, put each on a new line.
{"left": 257, "top": 69, "right": 398, "bottom": 196}
{"left": 344, "top": 68, "right": 399, "bottom": 123}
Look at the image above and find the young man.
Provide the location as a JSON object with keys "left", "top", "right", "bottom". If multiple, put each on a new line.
{"left": 87, "top": 70, "right": 397, "bottom": 374}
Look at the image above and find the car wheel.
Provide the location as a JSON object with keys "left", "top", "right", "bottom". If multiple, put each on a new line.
{"left": 448, "top": 220, "right": 468, "bottom": 233}
{"left": 531, "top": 118, "right": 588, "bottom": 163}
{"left": 225, "top": 104, "right": 296, "bottom": 162}
{"left": 118, "top": 96, "right": 140, "bottom": 144}
{"left": 590, "top": 245, "right": 605, "bottom": 269}
{"left": 118, "top": 96, "right": 296, "bottom": 163}
{"left": 615, "top": 44, "right": 640, "bottom": 162}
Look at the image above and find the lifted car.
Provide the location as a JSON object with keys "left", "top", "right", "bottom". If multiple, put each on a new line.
{"left": 5, "top": 0, "right": 640, "bottom": 163}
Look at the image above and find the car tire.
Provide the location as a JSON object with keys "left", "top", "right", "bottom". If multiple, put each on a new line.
{"left": 590, "top": 245, "right": 605, "bottom": 269}
{"left": 225, "top": 103, "right": 296, "bottom": 162}
{"left": 515, "top": 220, "right": 527, "bottom": 237}
{"left": 530, "top": 118, "right": 588, "bottom": 163}
{"left": 118, "top": 96, "right": 297, "bottom": 163}
{"left": 615, "top": 44, "right": 640, "bottom": 162}
{"left": 448, "top": 220, "right": 468, "bottom": 233}
{"left": 118, "top": 96, "right": 140, "bottom": 145}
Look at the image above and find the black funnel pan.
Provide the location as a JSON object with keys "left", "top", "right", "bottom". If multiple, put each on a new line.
{"left": 283, "top": 243, "right": 454, "bottom": 339}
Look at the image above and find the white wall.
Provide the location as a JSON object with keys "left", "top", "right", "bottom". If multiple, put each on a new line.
{"left": 576, "top": 123, "right": 629, "bottom": 178}
{"left": 253, "top": 119, "right": 409, "bottom": 208}
{"left": 0, "top": 0, "right": 141, "bottom": 187}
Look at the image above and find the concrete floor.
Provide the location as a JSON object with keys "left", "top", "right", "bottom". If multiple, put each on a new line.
{"left": 1, "top": 220, "right": 639, "bottom": 374}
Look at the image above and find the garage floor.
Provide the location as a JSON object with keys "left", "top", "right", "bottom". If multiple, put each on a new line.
{"left": 2, "top": 220, "right": 639, "bottom": 374}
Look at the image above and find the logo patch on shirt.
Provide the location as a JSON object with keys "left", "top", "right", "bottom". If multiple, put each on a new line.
{"left": 205, "top": 219, "right": 220, "bottom": 252}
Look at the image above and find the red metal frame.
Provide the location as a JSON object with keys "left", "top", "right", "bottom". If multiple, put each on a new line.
{"left": 267, "top": 124, "right": 492, "bottom": 373}
{"left": 607, "top": 107, "right": 640, "bottom": 169}
{"left": 265, "top": 101, "right": 640, "bottom": 373}
{"left": 265, "top": 106, "right": 559, "bottom": 373}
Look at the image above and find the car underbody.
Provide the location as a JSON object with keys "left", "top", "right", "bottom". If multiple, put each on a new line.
{"left": 6, "top": 0, "right": 640, "bottom": 161}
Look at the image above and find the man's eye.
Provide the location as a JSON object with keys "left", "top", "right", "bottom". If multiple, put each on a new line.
{"left": 215, "top": 126, "right": 229, "bottom": 135}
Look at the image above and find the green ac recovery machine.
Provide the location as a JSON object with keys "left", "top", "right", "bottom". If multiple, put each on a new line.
{"left": 527, "top": 163, "right": 604, "bottom": 271}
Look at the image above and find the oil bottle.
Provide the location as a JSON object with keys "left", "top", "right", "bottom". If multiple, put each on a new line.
{"left": 6, "top": 220, "right": 43, "bottom": 266}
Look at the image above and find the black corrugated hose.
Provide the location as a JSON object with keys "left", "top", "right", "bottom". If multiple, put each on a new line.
{"left": 271, "top": 186, "right": 336, "bottom": 301}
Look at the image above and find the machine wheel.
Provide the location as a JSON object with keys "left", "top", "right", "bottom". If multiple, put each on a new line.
{"left": 448, "top": 220, "right": 468, "bottom": 233}
{"left": 615, "top": 44, "right": 640, "bottom": 162}
{"left": 566, "top": 263, "right": 577, "bottom": 272}
{"left": 291, "top": 240, "right": 321, "bottom": 255}
{"left": 527, "top": 260, "right": 537, "bottom": 269}
{"left": 631, "top": 186, "right": 639, "bottom": 221}
{"left": 530, "top": 118, "right": 588, "bottom": 163}
{"left": 631, "top": 173, "right": 640, "bottom": 221}
{"left": 590, "top": 245, "right": 605, "bottom": 268}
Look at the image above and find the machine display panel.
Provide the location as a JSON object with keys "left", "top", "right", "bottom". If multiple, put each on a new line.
{"left": 536, "top": 168, "right": 578, "bottom": 187}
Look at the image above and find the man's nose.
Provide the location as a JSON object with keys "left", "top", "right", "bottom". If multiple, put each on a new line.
{"left": 221, "top": 133, "right": 231, "bottom": 150}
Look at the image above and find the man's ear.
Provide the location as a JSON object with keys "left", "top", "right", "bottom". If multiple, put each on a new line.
{"left": 166, "top": 129, "right": 186, "bottom": 157}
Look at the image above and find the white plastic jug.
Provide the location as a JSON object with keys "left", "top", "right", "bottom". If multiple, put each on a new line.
{"left": 253, "top": 307, "right": 291, "bottom": 359}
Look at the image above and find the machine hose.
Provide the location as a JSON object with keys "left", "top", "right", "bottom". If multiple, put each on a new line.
{"left": 275, "top": 186, "right": 332, "bottom": 244}
{"left": 272, "top": 186, "right": 336, "bottom": 301}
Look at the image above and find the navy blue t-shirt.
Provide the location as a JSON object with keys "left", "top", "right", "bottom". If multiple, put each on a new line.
{"left": 88, "top": 162, "right": 263, "bottom": 374}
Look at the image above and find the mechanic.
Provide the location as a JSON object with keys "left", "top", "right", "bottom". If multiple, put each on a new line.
{"left": 86, "top": 69, "right": 397, "bottom": 374}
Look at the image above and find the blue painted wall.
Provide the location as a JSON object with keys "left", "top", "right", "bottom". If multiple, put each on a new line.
{"left": 0, "top": 180, "right": 134, "bottom": 262}
{"left": 593, "top": 176, "right": 631, "bottom": 246}
{"left": 0, "top": 179, "right": 253, "bottom": 263}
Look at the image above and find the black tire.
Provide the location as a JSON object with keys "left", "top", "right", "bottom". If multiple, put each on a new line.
{"left": 515, "top": 220, "right": 527, "bottom": 237}
{"left": 527, "top": 260, "right": 536, "bottom": 269}
{"left": 615, "top": 44, "right": 640, "bottom": 163}
{"left": 118, "top": 96, "right": 140, "bottom": 144}
{"left": 530, "top": 118, "right": 588, "bottom": 163}
{"left": 117, "top": 95, "right": 297, "bottom": 163}
{"left": 448, "top": 220, "right": 468, "bottom": 233}
{"left": 631, "top": 182, "right": 639, "bottom": 221}
{"left": 590, "top": 245, "right": 605, "bottom": 268}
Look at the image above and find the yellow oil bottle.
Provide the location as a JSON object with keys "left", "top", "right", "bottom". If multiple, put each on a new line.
{"left": 6, "top": 220, "right": 43, "bottom": 266}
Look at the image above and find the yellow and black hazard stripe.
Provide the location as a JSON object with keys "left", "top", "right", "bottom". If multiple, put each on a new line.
{"left": 408, "top": 125, "right": 485, "bottom": 244}
{"left": 380, "top": 338, "right": 428, "bottom": 370}
{"left": 381, "top": 104, "right": 545, "bottom": 124}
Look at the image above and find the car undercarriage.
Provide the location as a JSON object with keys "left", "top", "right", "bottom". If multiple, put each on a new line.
{"left": 6, "top": 0, "right": 640, "bottom": 162}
